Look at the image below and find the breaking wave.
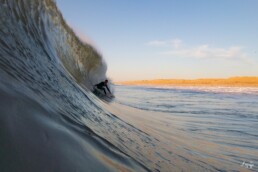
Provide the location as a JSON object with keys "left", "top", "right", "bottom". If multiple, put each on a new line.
{"left": 0, "top": 0, "right": 151, "bottom": 171}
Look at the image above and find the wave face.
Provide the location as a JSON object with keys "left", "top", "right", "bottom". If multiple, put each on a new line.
{"left": 0, "top": 0, "right": 151, "bottom": 171}
{"left": 0, "top": 0, "right": 107, "bottom": 90}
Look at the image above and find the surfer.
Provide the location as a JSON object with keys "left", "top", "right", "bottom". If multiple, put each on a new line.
{"left": 95, "top": 79, "right": 111, "bottom": 95}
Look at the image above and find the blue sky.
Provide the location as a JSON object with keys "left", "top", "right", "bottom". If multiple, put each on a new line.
{"left": 56, "top": 0, "right": 258, "bottom": 81}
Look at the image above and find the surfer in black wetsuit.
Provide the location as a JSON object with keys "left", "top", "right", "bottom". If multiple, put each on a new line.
{"left": 95, "top": 79, "right": 111, "bottom": 95}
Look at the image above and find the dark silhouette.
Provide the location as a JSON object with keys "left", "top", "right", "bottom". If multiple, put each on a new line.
{"left": 95, "top": 79, "right": 111, "bottom": 95}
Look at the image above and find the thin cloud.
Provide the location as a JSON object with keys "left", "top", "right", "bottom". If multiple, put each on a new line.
{"left": 147, "top": 39, "right": 252, "bottom": 61}
{"left": 163, "top": 45, "right": 248, "bottom": 60}
{"left": 171, "top": 39, "right": 182, "bottom": 49}
{"left": 147, "top": 39, "right": 182, "bottom": 49}
{"left": 147, "top": 40, "right": 167, "bottom": 47}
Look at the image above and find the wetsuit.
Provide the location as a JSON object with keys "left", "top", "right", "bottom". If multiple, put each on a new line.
{"left": 95, "top": 82, "right": 110, "bottom": 95}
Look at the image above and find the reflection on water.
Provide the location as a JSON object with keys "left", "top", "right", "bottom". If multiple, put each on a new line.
{"left": 113, "top": 85, "right": 258, "bottom": 171}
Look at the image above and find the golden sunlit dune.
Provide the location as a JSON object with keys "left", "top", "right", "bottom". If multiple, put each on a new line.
{"left": 117, "top": 77, "right": 258, "bottom": 87}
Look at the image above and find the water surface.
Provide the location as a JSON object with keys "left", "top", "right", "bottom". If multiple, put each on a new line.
{"left": 112, "top": 85, "right": 258, "bottom": 171}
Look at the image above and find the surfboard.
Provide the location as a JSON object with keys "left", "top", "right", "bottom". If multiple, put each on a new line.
{"left": 93, "top": 88, "right": 115, "bottom": 100}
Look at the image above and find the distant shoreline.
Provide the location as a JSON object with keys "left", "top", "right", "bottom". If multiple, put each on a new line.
{"left": 117, "top": 77, "right": 258, "bottom": 87}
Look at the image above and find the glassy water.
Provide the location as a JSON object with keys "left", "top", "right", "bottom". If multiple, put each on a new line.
{"left": 113, "top": 85, "right": 258, "bottom": 171}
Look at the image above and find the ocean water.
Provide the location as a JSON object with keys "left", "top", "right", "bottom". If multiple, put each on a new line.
{"left": 0, "top": 0, "right": 257, "bottom": 172}
{"left": 113, "top": 85, "right": 258, "bottom": 171}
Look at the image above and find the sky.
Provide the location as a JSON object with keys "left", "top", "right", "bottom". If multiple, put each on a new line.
{"left": 56, "top": 0, "right": 258, "bottom": 82}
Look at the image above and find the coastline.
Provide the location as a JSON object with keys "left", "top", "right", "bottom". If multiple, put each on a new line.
{"left": 117, "top": 76, "right": 258, "bottom": 87}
